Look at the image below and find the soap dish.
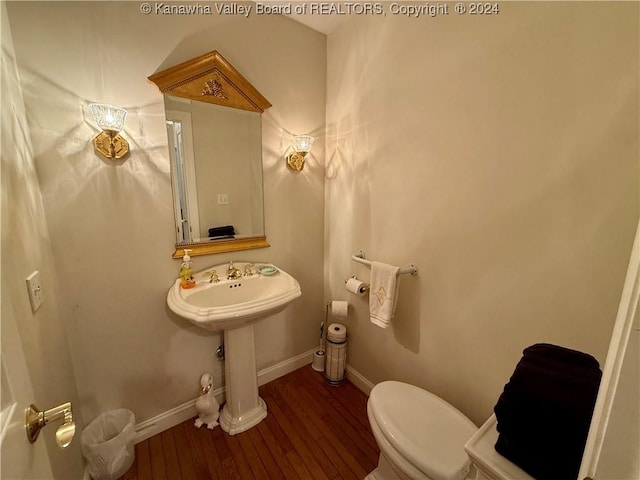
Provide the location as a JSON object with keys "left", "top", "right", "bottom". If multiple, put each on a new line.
{"left": 259, "top": 265, "right": 278, "bottom": 276}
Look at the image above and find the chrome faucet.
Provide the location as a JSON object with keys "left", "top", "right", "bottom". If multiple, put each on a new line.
{"left": 227, "top": 261, "right": 242, "bottom": 280}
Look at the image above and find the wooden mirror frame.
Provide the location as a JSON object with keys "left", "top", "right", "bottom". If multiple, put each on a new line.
{"left": 149, "top": 51, "right": 272, "bottom": 258}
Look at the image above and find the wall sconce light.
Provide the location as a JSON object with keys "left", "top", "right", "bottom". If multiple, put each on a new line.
{"left": 88, "top": 103, "right": 129, "bottom": 160}
{"left": 285, "top": 135, "right": 315, "bottom": 171}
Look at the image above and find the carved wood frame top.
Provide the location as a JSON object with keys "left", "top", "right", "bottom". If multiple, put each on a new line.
{"left": 148, "top": 50, "right": 272, "bottom": 113}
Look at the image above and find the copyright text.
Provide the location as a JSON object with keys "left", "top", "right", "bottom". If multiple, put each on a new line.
{"left": 139, "top": 2, "right": 501, "bottom": 17}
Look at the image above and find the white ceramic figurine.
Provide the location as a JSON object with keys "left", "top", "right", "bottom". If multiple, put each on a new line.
{"left": 194, "top": 373, "right": 219, "bottom": 429}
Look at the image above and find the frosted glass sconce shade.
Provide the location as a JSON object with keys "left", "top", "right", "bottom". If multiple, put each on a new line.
{"left": 88, "top": 103, "right": 129, "bottom": 159}
{"left": 286, "top": 135, "right": 315, "bottom": 171}
{"left": 89, "top": 103, "right": 127, "bottom": 132}
{"left": 292, "top": 135, "right": 314, "bottom": 153}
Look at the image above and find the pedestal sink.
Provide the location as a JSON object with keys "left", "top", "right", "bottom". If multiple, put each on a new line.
{"left": 167, "top": 262, "right": 301, "bottom": 434}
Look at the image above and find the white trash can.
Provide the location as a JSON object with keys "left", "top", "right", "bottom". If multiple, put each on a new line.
{"left": 81, "top": 409, "right": 136, "bottom": 480}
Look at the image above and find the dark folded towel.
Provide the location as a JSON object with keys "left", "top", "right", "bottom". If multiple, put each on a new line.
{"left": 208, "top": 225, "right": 235, "bottom": 238}
{"left": 493, "top": 343, "right": 601, "bottom": 480}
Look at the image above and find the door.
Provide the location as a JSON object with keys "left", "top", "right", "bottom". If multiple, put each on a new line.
{"left": 578, "top": 221, "right": 640, "bottom": 479}
{"left": 166, "top": 109, "right": 200, "bottom": 242}
{"left": 1, "top": 297, "right": 53, "bottom": 479}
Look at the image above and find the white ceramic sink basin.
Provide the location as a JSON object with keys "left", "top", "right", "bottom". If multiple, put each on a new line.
{"left": 167, "top": 262, "right": 301, "bottom": 331}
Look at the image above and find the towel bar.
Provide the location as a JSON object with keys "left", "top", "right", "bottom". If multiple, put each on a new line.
{"left": 352, "top": 250, "right": 418, "bottom": 276}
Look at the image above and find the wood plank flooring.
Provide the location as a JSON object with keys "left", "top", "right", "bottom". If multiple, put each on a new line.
{"left": 118, "top": 366, "right": 379, "bottom": 480}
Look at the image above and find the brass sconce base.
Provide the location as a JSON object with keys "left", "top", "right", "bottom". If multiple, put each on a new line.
{"left": 286, "top": 151, "right": 307, "bottom": 171}
{"left": 94, "top": 131, "right": 129, "bottom": 160}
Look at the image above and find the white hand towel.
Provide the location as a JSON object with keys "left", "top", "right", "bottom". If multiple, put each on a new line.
{"left": 369, "top": 261, "right": 400, "bottom": 328}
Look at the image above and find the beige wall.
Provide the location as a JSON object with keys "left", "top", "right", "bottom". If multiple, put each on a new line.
{"left": 325, "top": 2, "right": 639, "bottom": 425}
{"left": 6, "top": 0, "right": 326, "bottom": 435}
{"left": 1, "top": 3, "right": 84, "bottom": 478}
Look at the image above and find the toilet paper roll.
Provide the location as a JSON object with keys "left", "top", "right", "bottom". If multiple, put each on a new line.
{"left": 312, "top": 349, "right": 326, "bottom": 372}
{"left": 345, "top": 277, "right": 368, "bottom": 296}
{"left": 325, "top": 336, "right": 347, "bottom": 384}
{"left": 330, "top": 300, "right": 349, "bottom": 320}
{"left": 327, "top": 323, "right": 347, "bottom": 342}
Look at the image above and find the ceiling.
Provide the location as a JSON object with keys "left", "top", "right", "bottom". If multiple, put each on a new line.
{"left": 286, "top": 12, "right": 348, "bottom": 34}
{"left": 250, "top": 1, "right": 348, "bottom": 34}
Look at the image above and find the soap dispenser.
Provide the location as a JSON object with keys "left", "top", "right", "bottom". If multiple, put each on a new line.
{"left": 179, "top": 249, "right": 196, "bottom": 289}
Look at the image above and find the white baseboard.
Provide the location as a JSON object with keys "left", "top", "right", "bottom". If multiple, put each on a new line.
{"left": 257, "top": 348, "right": 317, "bottom": 386}
{"left": 346, "top": 364, "right": 375, "bottom": 395}
{"left": 134, "top": 396, "right": 204, "bottom": 443}
{"left": 133, "top": 348, "right": 316, "bottom": 443}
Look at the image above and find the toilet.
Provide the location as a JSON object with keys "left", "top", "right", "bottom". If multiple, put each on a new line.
{"left": 366, "top": 381, "right": 478, "bottom": 480}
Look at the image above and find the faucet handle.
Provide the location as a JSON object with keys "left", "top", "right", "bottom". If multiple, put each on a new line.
{"left": 244, "top": 263, "right": 255, "bottom": 276}
{"left": 209, "top": 270, "right": 219, "bottom": 283}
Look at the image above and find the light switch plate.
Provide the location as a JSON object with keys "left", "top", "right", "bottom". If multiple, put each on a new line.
{"left": 26, "top": 271, "right": 44, "bottom": 313}
{"left": 217, "top": 194, "right": 229, "bottom": 205}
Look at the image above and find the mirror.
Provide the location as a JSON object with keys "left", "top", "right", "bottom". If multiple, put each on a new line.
{"left": 149, "top": 50, "right": 272, "bottom": 258}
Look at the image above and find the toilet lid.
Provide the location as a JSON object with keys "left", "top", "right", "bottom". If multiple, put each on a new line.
{"left": 369, "top": 381, "right": 477, "bottom": 480}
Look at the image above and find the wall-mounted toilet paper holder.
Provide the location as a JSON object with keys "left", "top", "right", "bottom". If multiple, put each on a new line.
{"left": 345, "top": 276, "right": 370, "bottom": 294}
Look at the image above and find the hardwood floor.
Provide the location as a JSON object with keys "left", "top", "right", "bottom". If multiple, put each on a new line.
{"left": 118, "top": 366, "right": 379, "bottom": 480}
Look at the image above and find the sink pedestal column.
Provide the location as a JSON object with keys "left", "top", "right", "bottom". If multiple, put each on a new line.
{"left": 219, "top": 324, "right": 267, "bottom": 435}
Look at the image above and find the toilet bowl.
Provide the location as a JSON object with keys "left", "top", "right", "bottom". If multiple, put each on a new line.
{"left": 366, "top": 381, "right": 478, "bottom": 480}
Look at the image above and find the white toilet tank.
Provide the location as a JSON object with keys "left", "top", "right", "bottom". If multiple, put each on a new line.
{"left": 464, "top": 415, "right": 534, "bottom": 480}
